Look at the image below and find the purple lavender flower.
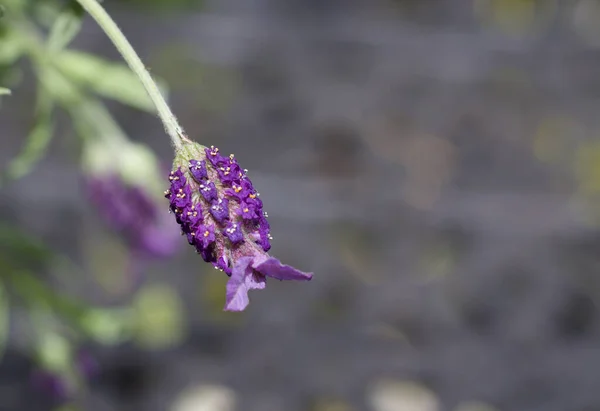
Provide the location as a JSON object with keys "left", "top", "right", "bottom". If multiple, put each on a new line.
{"left": 165, "top": 144, "right": 313, "bottom": 311}
{"left": 31, "top": 370, "right": 69, "bottom": 401}
{"left": 76, "top": 350, "right": 99, "bottom": 378}
{"left": 86, "top": 173, "right": 180, "bottom": 259}
{"left": 31, "top": 350, "right": 98, "bottom": 404}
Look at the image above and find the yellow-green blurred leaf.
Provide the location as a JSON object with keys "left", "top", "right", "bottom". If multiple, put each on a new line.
{"left": 0, "top": 29, "right": 25, "bottom": 65}
{"left": 53, "top": 50, "right": 168, "bottom": 112}
{"left": 533, "top": 116, "right": 575, "bottom": 164}
{"left": 473, "top": 0, "right": 556, "bottom": 36}
{"left": 133, "top": 284, "right": 185, "bottom": 350}
{"left": 39, "top": 66, "right": 80, "bottom": 105}
{"left": 37, "top": 332, "right": 72, "bottom": 373}
{"left": 80, "top": 308, "right": 133, "bottom": 345}
{"left": 4, "top": 87, "right": 54, "bottom": 180}
{"left": 47, "top": 1, "right": 84, "bottom": 52}
{"left": 574, "top": 141, "right": 600, "bottom": 195}
{"left": 0, "top": 87, "right": 10, "bottom": 95}
{"left": 0, "top": 224, "right": 53, "bottom": 272}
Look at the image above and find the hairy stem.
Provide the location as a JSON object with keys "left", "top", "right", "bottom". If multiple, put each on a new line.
{"left": 74, "top": 0, "right": 188, "bottom": 149}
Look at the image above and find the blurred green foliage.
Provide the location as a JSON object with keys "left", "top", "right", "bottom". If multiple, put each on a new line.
{"left": 0, "top": 0, "right": 169, "bottom": 183}
{"left": 0, "top": 1, "right": 191, "bottom": 407}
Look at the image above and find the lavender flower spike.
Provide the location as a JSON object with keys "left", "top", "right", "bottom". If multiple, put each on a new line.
{"left": 166, "top": 143, "right": 313, "bottom": 311}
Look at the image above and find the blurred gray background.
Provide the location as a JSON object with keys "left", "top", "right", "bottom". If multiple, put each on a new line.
{"left": 4, "top": 0, "right": 600, "bottom": 410}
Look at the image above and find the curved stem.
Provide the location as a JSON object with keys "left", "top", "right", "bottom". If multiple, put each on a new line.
{"left": 74, "top": 0, "right": 188, "bottom": 149}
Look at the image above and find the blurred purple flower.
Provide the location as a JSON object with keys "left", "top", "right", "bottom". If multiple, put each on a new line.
{"left": 30, "top": 370, "right": 69, "bottom": 401}
{"left": 86, "top": 173, "right": 180, "bottom": 259}
{"left": 31, "top": 350, "right": 98, "bottom": 404}
{"left": 76, "top": 350, "right": 99, "bottom": 378}
{"left": 165, "top": 144, "right": 313, "bottom": 311}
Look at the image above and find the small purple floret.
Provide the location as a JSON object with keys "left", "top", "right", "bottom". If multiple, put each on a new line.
{"left": 224, "top": 222, "right": 243, "bottom": 244}
{"left": 185, "top": 204, "right": 203, "bottom": 228}
{"left": 199, "top": 181, "right": 218, "bottom": 202}
{"left": 189, "top": 159, "right": 208, "bottom": 181}
{"left": 173, "top": 184, "right": 192, "bottom": 208}
{"left": 209, "top": 198, "right": 229, "bottom": 223}
{"left": 196, "top": 224, "right": 216, "bottom": 249}
{"left": 238, "top": 201, "right": 259, "bottom": 220}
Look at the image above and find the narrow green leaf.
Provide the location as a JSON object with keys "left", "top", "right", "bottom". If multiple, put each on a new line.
{"left": 47, "top": 1, "right": 84, "bottom": 52}
{"left": 0, "top": 282, "right": 10, "bottom": 360}
{"left": 0, "top": 88, "right": 10, "bottom": 95}
{"left": 8, "top": 270, "right": 89, "bottom": 328}
{"left": 0, "top": 29, "right": 25, "bottom": 65}
{"left": 0, "top": 224, "right": 53, "bottom": 271}
{"left": 53, "top": 50, "right": 168, "bottom": 112}
{"left": 5, "top": 87, "right": 54, "bottom": 180}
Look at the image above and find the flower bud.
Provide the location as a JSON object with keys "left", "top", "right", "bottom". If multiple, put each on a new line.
{"left": 166, "top": 143, "right": 313, "bottom": 311}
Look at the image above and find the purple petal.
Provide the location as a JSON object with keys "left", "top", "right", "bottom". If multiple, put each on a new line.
{"left": 253, "top": 257, "right": 313, "bottom": 281}
{"left": 224, "top": 257, "right": 266, "bottom": 311}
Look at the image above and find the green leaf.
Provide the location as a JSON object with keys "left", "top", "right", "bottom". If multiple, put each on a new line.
{"left": 0, "top": 224, "right": 53, "bottom": 272}
{"left": 0, "top": 29, "right": 25, "bottom": 65}
{"left": 4, "top": 87, "right": 54, "bottom": 180}
{"left": 37, "top": 331, "right": 72, "bottom": 372}
{"left": 132, "top": 284, "right": 185, "bottom": 350}
{"left": 47, "top": 1, "right": 84, "bottom": 52}
{"left": 53, "top": 50, "right": 168, "bottom": 112}
{"left": 80, "top": 308, "right": 133, "bottom": 345}
{"left": 8, "top": 270, "right": 92, "bottom": 329}
{"left": 0, "top": 282, "right": 10, "bottom": 360}
{"left": 0, "top": 87, "right": 10, "bottom": 95}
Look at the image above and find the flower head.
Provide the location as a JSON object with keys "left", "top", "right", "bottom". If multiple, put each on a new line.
{"left": 84, "top": 140, "right": 180, "bottom": 259}
{"left": 166, "top": 143, "right": 313, "bottom": 311}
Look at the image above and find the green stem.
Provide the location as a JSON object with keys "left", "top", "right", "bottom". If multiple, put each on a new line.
{"left": 74, "top": 0, "right": 189, "bottom": 149}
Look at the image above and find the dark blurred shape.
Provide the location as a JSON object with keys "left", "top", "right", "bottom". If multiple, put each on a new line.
{"left": 460, "top": 298, "right": 497, "bottom": 336}
{"left": 188, "top": 326, "right": 231, "bottom": 358}
{"left": 554, "top": 290, "right": 596, "bottom": 339}
{"left": 0, "top": 350, "right": 53, "bottom": 411}
{"left": 96, "top": 349, "right": 151, "bottom": 403}
{"left": 77, "top": 349, "right": 99, "bottom": 378}
{"left": 309, "top": 276, "right": 359, "bottom": 324}
{"left": 30, "top": 370, "right": 68, "bottom": 402}
{"left": 311, "top": 123, "right": 365, "bottom": 179}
